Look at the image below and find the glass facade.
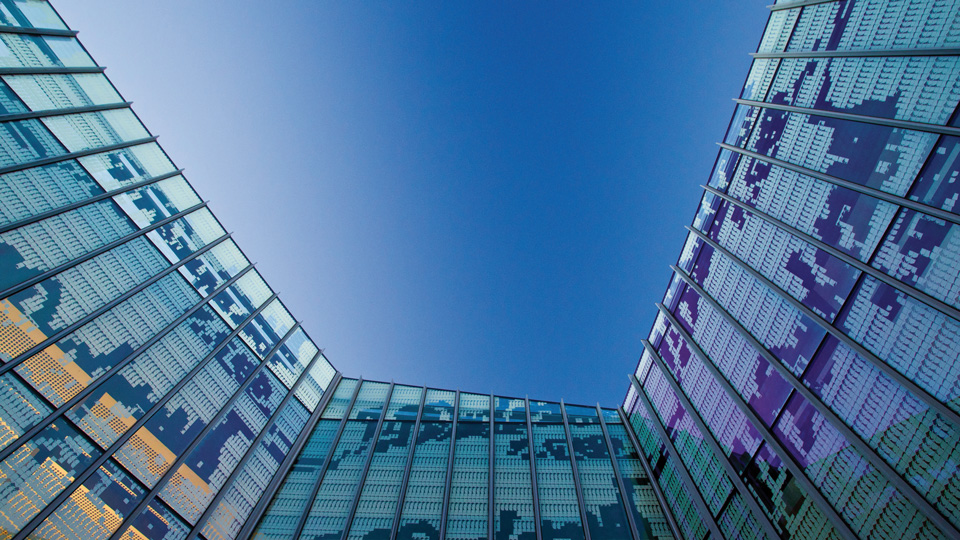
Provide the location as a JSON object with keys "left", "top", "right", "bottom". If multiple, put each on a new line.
{"left": 624, "top": 1, "right": 960, "bottom": 539}
{"left": 4, "top": 1, "right": 959, "bottom": 539}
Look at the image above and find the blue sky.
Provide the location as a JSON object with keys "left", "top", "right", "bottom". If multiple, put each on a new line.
{"left": 55, "top": 2, "right": 770, "bottom": 406}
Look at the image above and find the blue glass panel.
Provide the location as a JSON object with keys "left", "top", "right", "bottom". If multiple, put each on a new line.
{"left": 385, "top": 385, "right": 422, "bottom": 421}
{"left": 119, "top": 500, "right": 188, "bottom": 540}
{"left": 532, "top": 424, "right": 584, "bottom": 540}
{"left": 494, "top": 396, "right": 526, "bottom": 423}
{"left": 528, "top": 401, "right": 563, "bottom": 423}
{"left": 570, "top": 424, "right": 630, "bottom": 540}
{"left": 458, "top": 392, "right": 490, "bottom": 422}
{"left": 396, "top": 422, "right": 452, "bottom": 540}
{"left": 0, "top": 0, "right": 67, "bottom": 30}
{"left": 300, "top": 421, "right": 378, "bottom": 540}
{"left": 252, "top": 419, "right": 340, "bottom": 540}
{"left": 718, "top": 493, "right": 764, "bottom": 540}
{"left": 909, "top": 135, "right": 960, "bottom": 213}
{"left": 606, "top": 424, "right": 675, "bottom": 540}
{"left": 445, "top": 422, "right": 489, "bottom": 540}
{"left": 0, "top": 34, "right": 93, "bottom": 68}
{"left": 320, "top": 378, "right": 359, "bottom": 420}
{"left": 493, "top": 422, "right": 535, "bottom": 540}
{"left": 0, "top": 159, "right": 102, "bottom": 228}
{"left": 5, "top": 73, "right": 121, "bottom": 110}
{"left": 349, "top": 380, "right": 390, "bottom": 420}
{"left": 346, "top": 420, "right": 416, "bottom": 540}
{"left": 773, "top": 393, "right": 938, "bottom": 537}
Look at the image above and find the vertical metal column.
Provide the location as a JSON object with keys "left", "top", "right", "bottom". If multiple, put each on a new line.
{"left": 595, "top": 404, "right": 641, "bottom": 540}
{"left": 525, "top": 397, "right": 543, "bottom": 540}
{"left": 560, "top": 400, "right": 592, "bottom": 540}
{"left": 389, "top": 387, "right": 428, "bottom": 540}
{"left": 340, "top": 382, "right": 396, "bottom": 540}
{"left": 438, "top": 390, "right": 460, "bottom": 540}
{"left": 236, "top": 371, "right": 344, "bottom": 540}
{"left": 288, "top": 378, "right": 365, "bottom": 540}
{"left": 615, "top": 406, "right": 684, "bottom": 540}
{"left": 488, "top": 393, "right": 495, "bottom": 540}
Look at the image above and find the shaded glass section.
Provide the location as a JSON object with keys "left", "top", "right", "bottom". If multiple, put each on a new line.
{"left": 493, "top": 422, "right": 535, "bottom": 540}
{"left": 422, "top": 389, "right": 455, "bottom": 422}
{"left": 349, "top": 380, "right": 390, "bottom": 421}
{"left": 321, "top": 378, "right": 359, "bottom": 420}
{"left": 345, "top": 420, "right": 415, "bottom": 540}
{"left": 606, "top": 423, "right": 675, "bottom": 540}
{"left": 532, "top": 424, "right": 584, "bottom": 540}
{"left": 252, "top": 419, "right": 340, "bottom": 540}
{"left": 396, "top": 422, "right": 451, "bottom": 540}
{"left": 458, "top": 392, "right": 490, "bottom": 422}
{"left": 385, "top": 385, "right": 422, "bottom": 421}
{"left": 300, "top": 421, "right": 377, "bottom": 540}
{"left": 569, "top": 423, "right": 632, "bottom": 540}
{"left": 445, "top": 422, "right": 489, "bottom": 540}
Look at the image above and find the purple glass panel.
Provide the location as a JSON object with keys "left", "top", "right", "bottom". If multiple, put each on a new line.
{"left": 908, "top": 135, "right": 960, "bottom": 214}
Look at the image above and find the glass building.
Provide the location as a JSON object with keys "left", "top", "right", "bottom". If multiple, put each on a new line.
{"left": 0, "top": 1, "right": 958, "bottom": 539}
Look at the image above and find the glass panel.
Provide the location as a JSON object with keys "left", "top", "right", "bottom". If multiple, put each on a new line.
{"left": 606, "top": 424, "right": 675, "bottom": 540}
{"left": 119, "top": 500, "right": 189, "bottom": 540}
{"left": 0, "top": 159, "right": 102, "bottom": 227}
{"left": 78, "top": 142, "right": 176, "bottom": 190}
{"left": 265, "top": 328, "right": 317, "bottom": 390}
{"left": 211, "top": 270, "right": 272, "bottom": 329}
{"left": 300, "top": 421, "right": 378, "bottom": 540}
{"left": 564, "top": 404, "right": 598, "bottom": 424}
{"left": 42, "top": 108, "right": 149, "bottom": 153}
{"left": 0, "top": 34, "right": 93, "bottom": 68}
{"left": 34, "top": 460, "right": 146, "bottom": 540}
{"left": 201, "top": 398, "right": 309, "bottom": 540}
{"left": 385, "top": 384, "right": 422, "bottom": 421}
{"left": 294, "top": 355, "right": 336, "bottom": 412}
{"left": 345, "top": 421, "right": 416, "bottom": 540}
{"left": 457, "top": 392, "right": 490, "bottom": 422}
{"left": 421, "top": 389, "right": 455, "bottom": 422}
{"left": 493, "top": 422, "right": 535, "bottom": 540}
{"left": 252, "top": 419, "right": 341, "bottom": 540}
{"left": 528, "top": 401, "right": 562, "bottom": 423}
{"left": 396, "top": 422, "right": 452, "bottom": 540}
{"left": 909, "top": 135, "right": 960, "bottom": 213}
{"left": 348, "top": 380, "right": 390, "bottom": 420}
{"left": 494, "top": 396, "right": 526, "bottom": 422}
{"left": 445, "top": 422, "right": 489, "bottom": 540}
{"left": 532, "top": 424, "right": 584, "bottom": 540}
{"left": 320, "top": 378, "right": 358, "bottom": 420}
{"left": 569, "top": 423, "right": 632, "bottom": 539}
{"left": 4, "top": 73, "right": 122, "bottom": 110}
{"left": 112, "top": 175, "right": 201, "bottom": 228}
{"left": 0, "top": 0, "right": 68, "bottom": 29}
{"left": 718, "top": 493, "right": 764, "bottom": 540}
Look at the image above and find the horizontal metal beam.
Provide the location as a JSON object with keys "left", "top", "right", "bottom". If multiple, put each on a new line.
{"left": 735, "top": 98, "right": 960, "bottom": 137}
{"left": 768, "top": 0, "right": 838, "bottom": 11}
{"left": 0, "top": 101, "right": 131, "bottom": 124}
{"left": 0, "top": 25, "right": 77, "bottom": 37}
{"left": 0, "top": 66, "right": 104, "bottom": 75}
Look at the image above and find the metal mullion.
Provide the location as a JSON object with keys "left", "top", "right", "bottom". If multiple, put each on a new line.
{"left": 0, "top": 207, "right": 217, "bottom": 375}
{"left": 0, "top": 66, "right": 104, "bottom": 76}
{"left": 560, "top": 400, "right": 593, "bottom": 540}
{"left": 103, "top": 321, "right": 306, "bottom": 540}
{"left": 735, "top": 98, "right": 960, "bottom": 137}
{"left": 185, "top": 351, "right": 337, "bottom": 540}
{"left": 614, "top": 407, "right": 684, "bottom": 540}
{"left": 752, "top": 47, "right": 960, "bottom": 58}
{"left": 0, "top": 101, "right": 132, "bottom": 124}
{"left": 288, "top": 378, "right": 365, "bottom": 540}
{"left": 0, "top": 135, "right": 156, "bottom": 177}
{"left": 488, "top": 393, "right": 495, "bottom": 540}
{"left": 525, "top": 397, "right": 543, "bottom": 540}
{"left": 643, "top": 307, "right": 857, "bottom": 540}
{"left": 0, "top": 199, "right": 206, "bottom": 302}
{"left": 233, "top": 370, "right": 344, "bottom": 540}
{"left": 389, "top": 386, "right": 428, "bottom": 540}
{"left": 7, "top": 272, "right": 269, "bottom": 540}
{"left": 0, "top": 168, "right": 184, "bottom": 235}
{"left": 0, "top": 236, "right": 240, "bottom": 464}
{"left": 664, "top": 269, "right": 960, "bottom": 537}
{"left": 685, "top": 213, "right": 960, "bottom": 428}
{"left": 716, "top": 141, "right": 960, "bottom": 227}
{"left": 341, "top": 382, "right": 396, "bottom": 540}
{"left": 0, "top": 25, "right": 76, "bottom": 37}
{"left": 625, "top": 378, "right": 728, "bottom": 540}
{"left": 595, "top": 405, "right": 641, "bottom": 540}
{"left": 768, "top": 0, "right": 837, "bottom": 10}
{"left": 438, "top": 390, "right": 460, "bottom": 540}
{"left": 639, "top": 342, "right": 782, "bottom": 540}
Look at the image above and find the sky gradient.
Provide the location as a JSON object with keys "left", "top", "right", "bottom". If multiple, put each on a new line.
{"left": 55, "top": 2, "right": 770, "bottom": 406}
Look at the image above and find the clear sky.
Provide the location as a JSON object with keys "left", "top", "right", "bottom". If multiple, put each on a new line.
{"left": 54, "top": 2, "right": 770, "bottom": 406}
